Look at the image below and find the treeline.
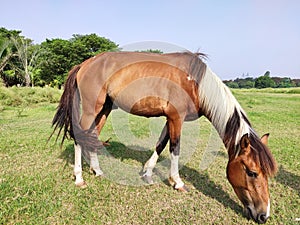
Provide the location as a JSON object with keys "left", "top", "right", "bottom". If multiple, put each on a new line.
{"left": 0, "top": 27, "right": 118, "bottom": 87}
{"left": 1, "top": 27, "right": 299, "bottom": 89}
{"left": 224, "top": 71, "right": 300, "bottom": 89}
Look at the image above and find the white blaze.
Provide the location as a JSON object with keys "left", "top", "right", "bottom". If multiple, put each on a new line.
{"left": 266, "top": 199, "right": 271, "bottom": 218}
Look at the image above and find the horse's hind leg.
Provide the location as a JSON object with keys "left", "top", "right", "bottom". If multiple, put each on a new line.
{"left": 143, "top": 122, "right": 169, "bottom": 184}
{"left": 89, "top": 95, "right": 113, "bottom": 177}
{"left": 74, "top": 143, "right": 87, "bottom": 187}
{"left": 76, "top": 89, "right": 107, "bottom": 181}
{"left": 89, "top": 152, "right": 103, "bottom": 177}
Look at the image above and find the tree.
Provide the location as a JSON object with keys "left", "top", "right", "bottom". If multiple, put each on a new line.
{"left": 11, "top": 37, "right": 41, "bottom": 86}
{"left": 37, "top": 39, "right": 71, "bottom": 87}
{"left": 0, "top": 28, "right": 21, "bottom": 86}
{"left": 293, "top": 79, "right": 300, "bottom": 87}
{"left": 140, "top": 49, "right": 163, "bottom": 53}
{"left": 225, "top": 81, "right": 239, "bottom": 88}
{"left": 254, "top": 71, "right": 275, "bottom": 88}
{"left": 233, "top": 77, "right": 255, "bottom": 88}
{"left": 241, "top": 80, "right": 255, "bottom": 88}
{"left": 277, "top": 77, "right": 294, "bottom": 88}
{"left": 0, "top": 39, "right": 12, "bottom": 72}
{"left": 1, "top": 28, "right": 119, "bottom": 87}
{"left": 70, "top": 34, "right": 119, "bottom": 63}
{"left": 38, "top": 34, "right": 118, "bottom": 87}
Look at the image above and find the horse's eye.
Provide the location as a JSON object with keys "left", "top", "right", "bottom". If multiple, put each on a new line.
{"left": 246, "top": 169, "right": 258, "bottom": 178}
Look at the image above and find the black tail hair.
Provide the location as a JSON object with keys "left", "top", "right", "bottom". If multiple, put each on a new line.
{"left": 50, "top": 65, "right": 103, "bottom": 154}
{"left": 51, "top": 65, "right": 81, "bottom": 146}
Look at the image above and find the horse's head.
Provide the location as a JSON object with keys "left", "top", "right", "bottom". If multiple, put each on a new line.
{"left": 226, "top": 133, "right": 277, "bottom": 224}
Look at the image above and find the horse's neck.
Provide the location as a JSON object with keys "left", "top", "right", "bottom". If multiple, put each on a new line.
{"left": 198, "top": 67, "right": 250, "bottom": 150}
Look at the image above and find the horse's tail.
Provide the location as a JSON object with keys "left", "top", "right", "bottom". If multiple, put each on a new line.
{"left": 51, "top": 65, "right": 103, "bottom": 153}
{"left": 51, "top": 65, "right": 81, "bottom": 146}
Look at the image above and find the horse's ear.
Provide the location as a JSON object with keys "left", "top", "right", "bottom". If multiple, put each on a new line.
{"left": 261, "top": 133, "right": 270, "bottom": 145}
{"left": 239, "top": 134, "right": 250, "bottom": 155}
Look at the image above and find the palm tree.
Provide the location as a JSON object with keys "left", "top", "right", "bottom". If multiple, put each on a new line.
{"left": 0, "top": 39, "right": 14, "bottom": 72}
{"left": 11, "top": 37, "right": 41, "bottom": 87}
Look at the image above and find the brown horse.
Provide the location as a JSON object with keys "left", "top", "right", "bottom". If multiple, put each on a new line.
{"left": 52, "top": 51, "right": 277, "bottom": 224}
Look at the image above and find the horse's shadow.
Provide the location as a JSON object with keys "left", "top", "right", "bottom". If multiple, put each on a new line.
{"left": 59, "top": 141, "right": 243, "bottom": 215}
{"left": 180, "top": 166, "right": 242, "bottom": 213}
{"left": 275, "top": 165, "right": 300, "bottom": 196}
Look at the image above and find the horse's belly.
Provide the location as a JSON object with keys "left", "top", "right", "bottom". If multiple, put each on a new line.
{"left": 107, "top": 76, "right": 170, "bottom": 116}
{"left": 113, "top": 95, "right": 166, "bottom": 117}
{"left": 106, "top": 73, "right": 197, "bottom": 118}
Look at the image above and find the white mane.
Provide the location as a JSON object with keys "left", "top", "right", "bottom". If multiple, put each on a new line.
{"left": 198, "top": 66, "right": 250, "bottom": 146}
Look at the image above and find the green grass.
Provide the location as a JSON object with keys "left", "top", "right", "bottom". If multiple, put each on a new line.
{"left": 0, "top": 87, "right": 299, "bottom": 224}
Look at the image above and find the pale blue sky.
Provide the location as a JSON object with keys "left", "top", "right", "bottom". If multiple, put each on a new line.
{"left": 1, "top": 0, "right": 299, "bottom": 79}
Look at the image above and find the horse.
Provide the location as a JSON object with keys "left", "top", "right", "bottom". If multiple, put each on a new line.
{"left": 51, "top": 51, "right": 277, "bottom": 224}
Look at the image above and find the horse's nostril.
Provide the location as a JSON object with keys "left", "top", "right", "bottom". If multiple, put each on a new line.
{"left": 257, "top": 213, "right": 268, "bottom": 224}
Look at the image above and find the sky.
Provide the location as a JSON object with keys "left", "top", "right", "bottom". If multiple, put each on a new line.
{"left": 1, "top": 0, "right": 299, "bottom": 80}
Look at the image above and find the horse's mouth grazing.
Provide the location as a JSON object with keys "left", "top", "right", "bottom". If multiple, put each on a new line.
{"left": 245, "top": 206, "right": 255, "bottom": 221}
{"left": 245, "top": 206, "right": 268, "bottom": 224}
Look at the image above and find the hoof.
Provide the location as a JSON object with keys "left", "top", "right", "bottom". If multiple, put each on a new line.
{"left": 176, "top": 185, "right": 190, "bottom": 192}
{"left": 168, "top": 177, "right": 189, "bottom": 192}
{"left": 142, "top": 175, "right": 154, "bottom": 184}
{"left": 89, "top": 168, "right": 104, "bottom": 177}
{"left": 75, "top": 181, "right": 87, "bottom": 188}
{"left": 168, "top": 177, "right": 176, "bottom": 187}
{"left": 102, "top": 138, "right": 111, "bottom": 146}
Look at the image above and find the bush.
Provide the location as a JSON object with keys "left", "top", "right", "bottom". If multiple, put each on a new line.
{"left": 225, "top": 81, "right": 239, "bottom": 88}
{"left": 255, "top": 74, "right": 276, "bottom": 88}
{"left": 0, "top": 103, "right": 3, "bottom": 112}
{"left": 0, "top": 86, "right": 62, "bottom": 107}
{"left": 0, "top": 87, "right": 23, "bottom": 106}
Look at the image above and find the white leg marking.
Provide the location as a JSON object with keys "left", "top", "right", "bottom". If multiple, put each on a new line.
{"left": 90, "top": 151, "right": 103, "bottom": 177}
{"left": 74, "top": 144, "right": 84, "bottom": 186}
{"left": 266, "top": 199, "right": 270, "bottom": 218}
{"left": 170, "top": 153, "right": 184, "bottom": 189}
{"left": 143, "top": 151, "right": 159, "bottom": 177}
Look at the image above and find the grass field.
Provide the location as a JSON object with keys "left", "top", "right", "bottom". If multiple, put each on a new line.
{"left": 0, "top": 87, "right": 299, "bottom": 224}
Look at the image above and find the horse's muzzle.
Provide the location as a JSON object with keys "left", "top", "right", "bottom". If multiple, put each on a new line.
{"left": 245, "top": 206, "right": 269, "bottom": 224}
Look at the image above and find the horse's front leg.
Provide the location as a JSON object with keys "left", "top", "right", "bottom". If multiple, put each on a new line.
{"left": 168, "top": 118, "right": 189, "bottom": 192}
{"left": 142, "top": 122, "right": 169, "bottom": 184}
